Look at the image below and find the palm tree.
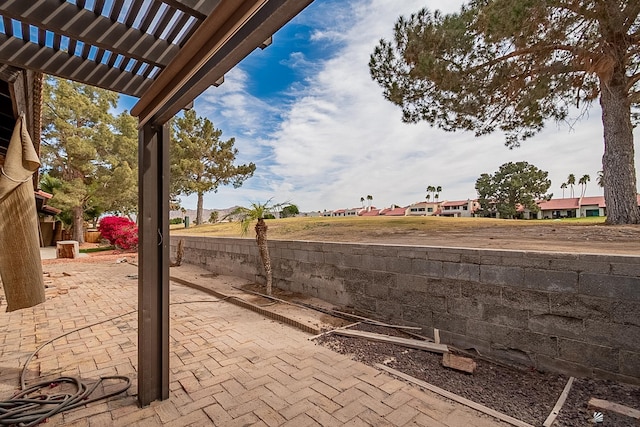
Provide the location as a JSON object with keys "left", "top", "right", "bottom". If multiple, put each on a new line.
{"left": 567, "top": 174, "right": 576, "bottom": 198}
{"left": 597, "top": 170, "right": 604, "bottom": 188}
{"left": 578, "top": 174, "right": 590, "bottom": 198}
{"left": 360, "top": 196, "right": 365, "bottom": 208}
{"left": 436, "top": 185, "right": 442, "bottom": 195}
{"left": 426, "top": 194, "right": 431, "bottom": 202}
{"left": 426, "top": 185, "right": 435, "bottom": 200}
{"left": 227, "top": 200, "right": 283, "bottom": 295}
{"left": 560, "top": 182, "right": 567, "bottom": 198}
{"left": 366, "top": 194, "right": 373, "bottom": 208}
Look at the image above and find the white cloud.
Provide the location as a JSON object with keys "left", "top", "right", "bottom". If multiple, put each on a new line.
{"left": 280, "top": 52, "right": 313, "bottom": 70}
{"left": 188, "top": 0, "right": 639, "bottom": 211}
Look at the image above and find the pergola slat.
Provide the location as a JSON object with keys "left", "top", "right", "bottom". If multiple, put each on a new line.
{"left": 93, "top": 0, "right": 106, "bottom": 16}
{"left": 37, "top": 28, "right": 46, "bottom": 46}
{"left": 165, "top": 13, "right": 192, "bottom": 45}
{"left": 110, "top": 0, "right": 126, "bottom": 22}
{"left": 0, "top": 0, "right": 178, "bottom": 68}
{"left": 67, "top": 39, "right": 77, "bottom": 56}
{"left": 139, "top": 2, "right": 163, "bottom": 33}
{"left": 2, "top": 17, "right": 13, "bottom": 37}
{"left": 162, "top": 0, "right": 221, "bottom": 21}
{"left": 125, "top": 0, "right": 146, "bottom": 27}
{"left": 148, "top": 6, "right": 173, "bottom": 39}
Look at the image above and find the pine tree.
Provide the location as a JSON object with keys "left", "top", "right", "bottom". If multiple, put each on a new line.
{"left": 370, "top": 1, "right": 640, "bottom": 223}
{"left": 171, "top": 109, "right": 256, "bottom": 225}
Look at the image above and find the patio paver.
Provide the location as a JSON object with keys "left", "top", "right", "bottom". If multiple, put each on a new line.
{"left": 0, "top": 260, "right": 509, "bottom": 426}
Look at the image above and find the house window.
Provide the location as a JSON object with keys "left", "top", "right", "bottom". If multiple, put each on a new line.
{"left": 463, "top": 206, "right": 468, "bottom": 210}
{"left": 427, "top": 208, "right": 433, "bottom": 212}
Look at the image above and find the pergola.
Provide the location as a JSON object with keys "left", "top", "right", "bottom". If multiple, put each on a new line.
{"left": 0, "top": 0, "right": 313, "bottom": 406}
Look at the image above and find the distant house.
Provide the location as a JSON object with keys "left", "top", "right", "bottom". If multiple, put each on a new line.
{"left": 332, "top": 209, "right": 346, "bottom": 217}
{"left": 407, "top": 201, "right": 440, "bottom": 216}
{"left": 534, "top": 195, "right": 640, "bottom": 219}
{"left": 345, "top": 207, "right": 360, "bottom": 216}
{"left": 536, "top": 198, "right": 580, "bottom": 219}
{"left": 439, "top": 200, "right": 479, "bottom": 218}
{"left": 579, "top": 196, "right": 606, "bottom": 218}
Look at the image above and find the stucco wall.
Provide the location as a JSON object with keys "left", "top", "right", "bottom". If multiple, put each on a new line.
{"left": 170, "top": 236, "right": 640, "bottom": 384}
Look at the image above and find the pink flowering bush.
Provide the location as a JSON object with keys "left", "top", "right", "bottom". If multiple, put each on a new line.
{"left": 98, "top": 216, "right": 138, "bottom": 250}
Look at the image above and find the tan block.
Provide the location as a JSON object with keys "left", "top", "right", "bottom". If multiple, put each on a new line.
{"left": 442, "top": 353, "right": 477, "bottom": 374}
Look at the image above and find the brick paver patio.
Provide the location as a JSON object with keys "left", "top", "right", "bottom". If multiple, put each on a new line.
{"left": 0, "top": 260, "right": 508, "bottom": 426}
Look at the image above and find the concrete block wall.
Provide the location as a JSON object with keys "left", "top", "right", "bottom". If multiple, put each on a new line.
{"left": 170, "top": 236, "right": 640, "bottom": 384}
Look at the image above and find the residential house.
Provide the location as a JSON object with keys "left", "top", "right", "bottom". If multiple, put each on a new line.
{"left": 578, "top": 196, "right": 606, "bottom": 218}
{"left": 406, "top": 201, "right": 440, "bottom": 216}
{"left": 344, "top": 207, "right": 360, "bottom": 216}
{"left": 534, "top": 195, "right": 640, "bottom": 219}
{"left": 536, "top": 198, "right": 580, "bottom": 219}
{"left": 439, "top": 200, "right": 479, "bottom": 217}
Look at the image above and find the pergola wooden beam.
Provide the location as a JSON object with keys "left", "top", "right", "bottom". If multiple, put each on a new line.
{"left": 131, "top": 0, "right": 266, "bottom": 125}
{"left": 132, "top": 0, "right": 313, "bottom": 126}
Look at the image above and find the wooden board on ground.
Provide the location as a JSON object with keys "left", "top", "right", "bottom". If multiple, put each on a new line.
{"left": 588, "top": 398, "right": 640, "bottom": 419}
{"left": 442, "top": 352, "right": 477, "bottom": 373}
{"left": 332, "top": 329, "right": 449, "bottom": 353}
{"left": 376, "top": 364, "right": 535, "bottom": 427}
{"left": 542, "top": 377, "right": 574, "bottom": 427}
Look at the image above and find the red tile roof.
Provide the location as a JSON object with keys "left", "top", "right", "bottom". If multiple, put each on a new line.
{"left": 360, "top": 209, "right": 381, "bottom": 216}
{"left": 380, "top": 207, "right": 406, "bottom": 216}
{"left": 35, "top": 189, "right": 53, "bottom": 199}
{"left": 537, "top": 198, "right": 580, "bottom": 210}
{"left": 580, "top": 196, "right": 606, "bottom": 208}
{"left": 441, "top": 200, "right": 471, "bottom": 207}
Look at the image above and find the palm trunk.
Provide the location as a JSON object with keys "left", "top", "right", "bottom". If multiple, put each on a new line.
{"left": 255, "top": 218, "right": 272, "bottom": 295}
{"left": 72, "top": 205, "right": 85, "bottom": 243}
{"left": 600, "top": 76, "right": 640, "bottom": 224}
{"left": 196, "top": 192, "right": 204, "bottom": 225}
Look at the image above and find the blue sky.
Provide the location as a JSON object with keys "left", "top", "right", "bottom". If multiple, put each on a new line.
{"left": 121, "top": 0, "right": 640, "bottom": 212}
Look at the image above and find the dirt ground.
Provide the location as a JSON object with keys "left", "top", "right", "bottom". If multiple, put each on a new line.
{"left": 315, "top": 323, "right": 640, "bottom": 427}
{"left": 291, "top": 223, "right": 640, "bottom": 255}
